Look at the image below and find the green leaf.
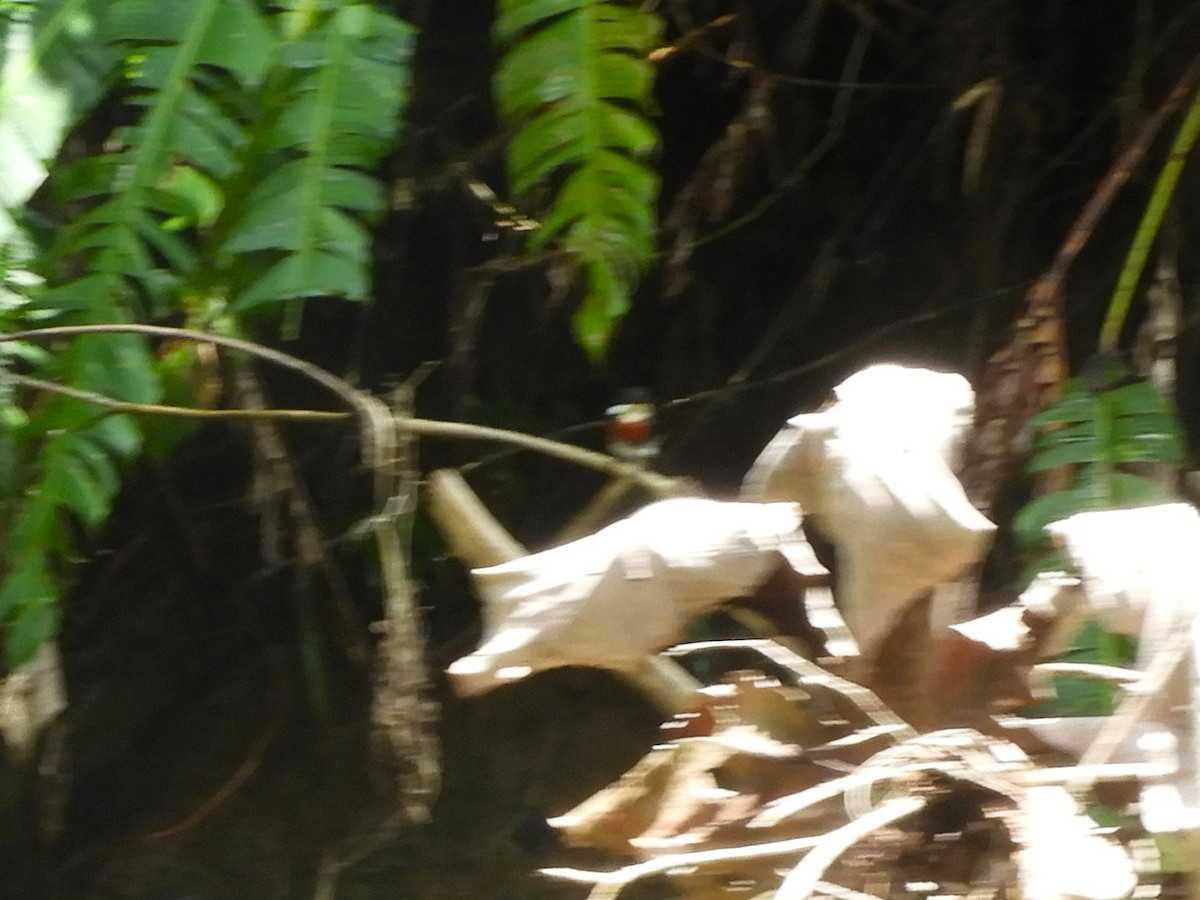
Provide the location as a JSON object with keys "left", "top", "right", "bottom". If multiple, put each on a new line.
{"left": 496, "top": 0, "right": 589, "bottom": 39}
{"left": 1106, "top": 380, "right": 1173, "bottom": 416}
{"left": 47, "top": 0, "right": 272, "bottom": 315}
{"left": 6, "top": 590, "right": 58, "bottom": 666}
{"left": 1029, "top": 391, "right": 1097, "bottom": 428}
{"left": 224, "top": 4, "right": 413, "bottom": 321}
{"left": 1027, "top": 440, "right": 1101, "bottom": 472}
{"left": 67, "top": 333, "right": 161, "bottom": 404}
{"left": 1023, "top": 620, "right": 1138, "bottom": 717}
{"left": 1015, "top": 487, "right": 1093, "bottom": 546}
{"left": 233, "top": 248, "right": 366, "bottom": 310}
{"left": 1025, "top": 360, "right": 1183, "bottom": 483}
{"left": 107, "top": 0, "right": 272, "bottom": 87}
{"left": 0, "top": 554, "right": 52, "bottom": 620}
{"left": 495, "top": 0, "right": 663, "bottom": 360}
{"left": 42, "top": 438, "right": 109, "bottom": 526}
{"left": 1013, "top": 472, "right": 1171, "bottom": 547}
{"left": 156, "top": 165, "right": 224, "bottom": 230}
{"left": 0, "top": 418, "right": 19, "bottom": 496}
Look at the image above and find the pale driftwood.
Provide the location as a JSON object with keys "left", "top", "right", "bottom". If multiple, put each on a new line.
{"left": 740, "top": 364, "right": 995, "bottom": 659}
{"left": 425, "top": 469, "right": 526, "bottom": 567}
{"left": 425, "top": 469, "right": 702, "bottom": 711}
{"left": 444, "top": 498, "right": 812, "bottom": 702}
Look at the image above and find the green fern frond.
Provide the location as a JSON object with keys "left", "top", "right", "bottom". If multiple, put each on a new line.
{"left": 1, "top": 1, "right": 418, "bottom": 667}
{"left": 0, "top": 0, "right": 273, "bottom": 667}
{"left": 1, "top": 329, "right": 159, "bottom": 666}
{"left": 1014, "top": 357, "right": 1183, "bottom": 548}
{"left": 43, "top": 0, "right": 272, "bottom": 314}
{"left": 494, "top": 0, "right": 662, "bottom": 359}
{"left": 223, "top": 3, "right": 413, "bottom": 320}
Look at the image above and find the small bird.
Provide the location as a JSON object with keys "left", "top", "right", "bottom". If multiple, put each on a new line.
{"left": 605, "top": 388, "right": 659, "bottom": 464}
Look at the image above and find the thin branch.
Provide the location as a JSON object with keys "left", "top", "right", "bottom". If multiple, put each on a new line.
{"left": 142, "top": 660, "right": 289, "bottom": 841}
{"left": 1041, "top": 42, "right": 1200, "bottom": 297}
{"left": 3, "top": 324, "right": 374, "bottom": 416}
{"left": 1032, "top": 662, "right": 1144, "bottom": 684}
{"left": 5, "top": 372, "right": 348, "bottom": 422}
{"left": 540, "top": 832, "right": 824, "bottom": 889}
{"left": 693, "top": 23, "right": 872, "bottom": 250}
{"left": 231, "top": 365, "right": 371, "bottom": 667}
{"left": 648, "top": 12, "right": 739, "bottom": 64}
{"left": 664, "top": 639, "right": 918, "bottom": 739}
{"left": 0, "top": 324, "right": 683, "bottom": 495}
{"left": 775, "top": 796, "right": 927, "bottom": 900}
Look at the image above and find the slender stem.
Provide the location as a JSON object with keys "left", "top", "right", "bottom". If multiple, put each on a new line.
{"left": 1, "top": 324, "right": 684, "bottom": 495}
{"left": 6, "top": 372, "right": 347, "bottom": 422}
{"left": 1101, "top": 83, "right": 1200, "bottom": 350}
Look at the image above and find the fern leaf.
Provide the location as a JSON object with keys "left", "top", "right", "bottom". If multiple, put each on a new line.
{"left": 1018, "top": 358, "right": 1183, "bottom": 552}
{"left": 225, "top": 4, "right": 413, "bottom": 315}
{"left": 0, "top": 329, "right": 160, "bottom": 667}
{"left": 495, "top": 0, "right": 662, "bottom": 359}
{"left": 0, "top": 6, "right": 244, "bottom": 665}
{"left": 42, "top": 0, "right": 272, "bottom": 314}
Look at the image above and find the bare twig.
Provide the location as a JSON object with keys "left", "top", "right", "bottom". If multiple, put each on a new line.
{"left": 664, "top": 639, "right": 917, "bottom": 739}
{"left": 540, "top": 832, "right": 823, "bottom": 890}
{"left": 695, "top": 23, "right": 871, "bottom": 250}
{"left": 774, "top": 796, "right": 926, "bottom": 900}
{"left": 2, "top": 324, "right": 372, "bottom": 415}
{"left": 0, "top": 324, "right": 683, "bottom": 494}
{"left": 368, "top": 375, "right": 442, "bottom": 825}
{"left": 5, "top": 372, "right": 347, "bottom": 422}
{"left": 1032, "top": 662, "right": 1144, "bottom": 684}
{"left": 748, "top": 764, "right": 931, "bottom": 830}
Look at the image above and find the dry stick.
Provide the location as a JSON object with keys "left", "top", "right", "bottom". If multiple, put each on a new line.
{"left": 813, "top": 880, "right": 891, "bottom": 900}
{"left": 542, "top": 773, "right": 929, "bottom": 899}
{"left": 1032, "top": 662, "right": 1144, "bottom": 684}
{"left": 141, "top": 664, "right": 288, "bottom": 841}
{"left": 5, "top": 372, "right": 348, "bottom": 421}
{"left": 0, "top": 324, "right": 681, "bottom": 495}
{"left": 696, "top": 23, "right": 870, "bottom": 254}
{"left": 314, "top": 382, "right": 444, "bottom": 900}
{"left": 648, "top": 12, "right": 738, "bottom": 64}
{"left": 540, "top": 833, "right": 824, "bottom": 889}
{"left": 368, "top": 380, "right": 441, "bottom": 823}
{"left": 663, "top": 639, "right": 918, "bottom": 739}
{"left": 1067, "top": 624, "right": 1193, "bottom": 797}
{"left": 748, "top": 763, "right": 936, "bottom": 830}
{"left": 774, "top": 796, "right": 927, "bottom": 900}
